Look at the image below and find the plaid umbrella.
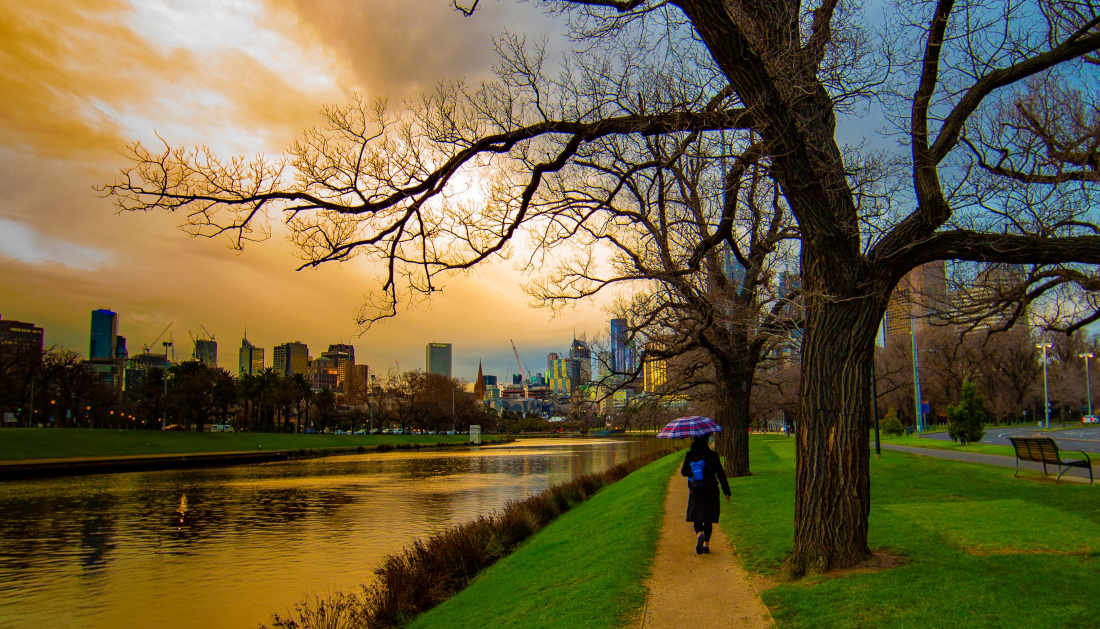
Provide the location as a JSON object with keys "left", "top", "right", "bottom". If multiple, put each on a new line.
{"left": 656, "top": 416, "right": 722, "bottom": 439}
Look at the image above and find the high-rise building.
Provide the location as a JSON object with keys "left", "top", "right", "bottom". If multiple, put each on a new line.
{"left": 238, "top": 335, "right": 264, "bottom": 376}
{"left": 643, "top": 343, "right": 668, "bottom": 393}
{"left": 885, "top": 261, "right": 947, "bottom": 338}
{"left": 0, "top": 315, "right": 44, "bottom": 354}
{"left": 609, "top": 319, "right": 636, "bottom": 374}
{"left": 309, "top": 356, "right": 338, "bottom": 391}
{"left": 194, "top": 338, "right": 217, "bottom": 368}
{"left": 322, "top": 344, "right": 355, "bottom": 392}
{"left": 123, "top": 353, "right": 168, "bottom": 395}
{"left": 89, "top": 309, "right": 118, "bottom": 359}
{"left": 115, "top": 336, "right": 128, "bottom": 360}
{"left": 547, "top": 352, "right": 559, "bottom": 370}
{"left": 569, "top": 338, "right": 592, "bottom": 383}
{"left": 721, "top": 246, "right": 746, "bottom": 292}
{"left": 273, "top": 341, "right": 309, "bottom": 377}
{"left": 425, "top": 342, "right": 452, "bottom": 378}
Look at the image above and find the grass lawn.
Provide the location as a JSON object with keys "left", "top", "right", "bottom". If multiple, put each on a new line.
{"left": 409, "top": 451, "right": 682, "bottom": 629}
{"left": 723, "top": 435, "right": 1100, "bottom": 628}
{"left": 0, "top": 428, "right": 498, "bottom": 460}
{"left": 878, "top": 434, "right": 1018, "bottom": 457}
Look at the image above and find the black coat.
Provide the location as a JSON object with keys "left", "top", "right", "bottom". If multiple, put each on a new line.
{"left": 681, "top": 449, "right": 731, "bottom": 524}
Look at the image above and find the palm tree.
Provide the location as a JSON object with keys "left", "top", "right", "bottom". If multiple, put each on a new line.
{"left": 290, "top": 373, "right": 312, "bottom": 433}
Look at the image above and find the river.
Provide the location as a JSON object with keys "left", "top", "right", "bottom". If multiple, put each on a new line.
{"left": 0, "top": 437, "right": 659, "bottom": 629}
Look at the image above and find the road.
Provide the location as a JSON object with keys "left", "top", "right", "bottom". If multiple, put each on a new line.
{"left": 924, "top": 424, "right": 1100, "bottom": 454}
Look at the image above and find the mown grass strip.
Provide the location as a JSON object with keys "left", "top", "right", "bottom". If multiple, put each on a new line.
{"left": 723, "top": 435, "right": 1100, "bottom": 628}
{"left": 408, "top": 450, "right": 681, "bottom": 629}
{"left": 0, "top": 428, "right": 501, "bottom": 460}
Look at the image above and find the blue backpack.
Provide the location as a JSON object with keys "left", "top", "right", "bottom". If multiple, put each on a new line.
{"left": 688, "top": 459, "right": 706, "bottom": 490}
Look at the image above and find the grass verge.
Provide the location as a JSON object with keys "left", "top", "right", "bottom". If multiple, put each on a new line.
{"left": 723, "top": 435, "right": 1100, "bottom": 628}
{"left": 408, "top": 450, "right": 682, "bottom": 629}
{"left": 0, "top": 428, "right": 503, "bottom": 460}
{"left": 267, "top": 447, "right": 680, "bottom": 629}
{"left": 878, "top": 434, "right": 1018, "bottom": 457}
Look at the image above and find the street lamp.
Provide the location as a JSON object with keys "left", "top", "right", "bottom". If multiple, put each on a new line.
{"left": 1036, "top": 342, "right": 1052, "bottom": 428}
{"left": 162, "top": 341, "right": 173, "bottom": 430}
{"left": 910, "top": 312, "right": 924, "bottom": 435}
{"left": 1079, "top": 352, "right": 1094, "bottom": 419}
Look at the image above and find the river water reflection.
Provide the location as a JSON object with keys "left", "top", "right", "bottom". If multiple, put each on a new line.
{"left": 0, "top": 437, "right": 658, "bottom": 628}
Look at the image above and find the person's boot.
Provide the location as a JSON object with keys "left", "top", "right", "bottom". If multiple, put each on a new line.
{"left": 696, "top": 534, "right": 705, "bottom": 555}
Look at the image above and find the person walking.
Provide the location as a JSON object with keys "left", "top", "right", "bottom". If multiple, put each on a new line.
{"left": 681, "top": 435, "right": 731, "bottom": 555}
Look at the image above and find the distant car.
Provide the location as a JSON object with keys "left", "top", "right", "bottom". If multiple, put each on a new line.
{"left": 210, "top": 424, "right": 234, "bottom": 433}
{"left": 302, "top": 428, "right": 319, "bottom": 434}
{"left": 164, "top": 424, "right": 186, "bottom": 431}
{"left": 1083, "top": 415, "right": 1099, "bottom": 424}
{"left": 354, "top": 429, "right": 366, "bottom": 435}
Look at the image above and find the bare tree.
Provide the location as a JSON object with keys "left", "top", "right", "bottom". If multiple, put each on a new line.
{"left": 103, "top": 0, "right": 1100, "bottom": 574}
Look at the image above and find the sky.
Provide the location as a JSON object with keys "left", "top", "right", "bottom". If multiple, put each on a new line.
{"left": 0, "top": 0, "right": 611, "bottom": 383}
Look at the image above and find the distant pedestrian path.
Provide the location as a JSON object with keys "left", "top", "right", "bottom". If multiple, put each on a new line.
{"left": 640, "top": 472, "right": 772, "bottom": 628}
{"left": 883, "top": 444, "right": 1096, "bottom": 482}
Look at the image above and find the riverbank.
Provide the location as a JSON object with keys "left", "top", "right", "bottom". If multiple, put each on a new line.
{"left": 0, "top": 429, "right": 510, "bottom": 479}
{"left": 723, "top": 435, "right": 1099, "bottom": 628}
{"left": 408, "top": 450, "right": 682, "bottom": 629}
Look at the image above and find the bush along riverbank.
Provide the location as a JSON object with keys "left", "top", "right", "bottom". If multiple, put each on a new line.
{"left": 266, "top": 446, "right": 681, "bottom": 629}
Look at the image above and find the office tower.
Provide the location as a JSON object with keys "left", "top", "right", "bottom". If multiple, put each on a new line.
{"left": 483, "top": 374, "right": 498, "bottom": 385}
{"left": 273, "top": 342, "right": 309, "bottom": 376}
{"left": 123, "top": 353, "right": 167, "bottom": 395}
{"left": 885, "top": 261, "right": 947, "bottom": 338}
{"left": 569, "top": 338, "right": 591, "bottom": 383}
{"left": 548, "top": 356, "right": 578, "bottom": 396}
{"left": 115, "top": 336, "right": 128, "bottom": 360}
{"left": 721, "top": 246, "right": 746, "bottom": 291}
{"left": 609, "top": 318, "right": 636, "bottom": 374}
{"left": 512, "top": 374, "right": 522, "bottom": 385}
{"left": 643, "top": 342, "right": 668, "bottom": 393}
{"left": 547, "top": 352, "right": 559, "bottom": 370}
{"left": 425, "top": 342, "right": 452, "bottom": 378}
{"left": 309, "top": 356, "right": 338, "bottom": 391}
{"left": 321, "top": 344, "right": 355, "bottom": 392}
{"left": 239, "top": 335, "right": 264, "bottom": 376}
{"left": 0, "top": 315, "right": 44, "bottom": 354}
{"left": 89, "top": 309, "right": 118, "bottom": 359}
{"left": 348, "top": 364, "right": 370, "bottom": 403}
{"left": 193, "top": 338, "right": 217, "bottom": 368}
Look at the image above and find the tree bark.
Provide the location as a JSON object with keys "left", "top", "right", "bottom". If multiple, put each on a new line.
{"left": 790, "top": 295, "right": 880, "bottom": 576}
{"left": 713, "top": 360, "right": 754, "bottom": 477}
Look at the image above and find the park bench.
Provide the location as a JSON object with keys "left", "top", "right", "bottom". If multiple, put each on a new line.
{"left": 1008, "top": 436, "right": 1093, "bottom": 484}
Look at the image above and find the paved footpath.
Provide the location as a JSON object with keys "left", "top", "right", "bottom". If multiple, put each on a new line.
{"left": 882, "top": 445, "right": 1095, "bottom": 482}
{"left": 640, "top": 471, "right": 772, "bottom": 629}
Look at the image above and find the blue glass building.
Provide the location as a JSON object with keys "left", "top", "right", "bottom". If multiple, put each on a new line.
{"left": 89, "top": 309, "right": 118, "bottom": 359}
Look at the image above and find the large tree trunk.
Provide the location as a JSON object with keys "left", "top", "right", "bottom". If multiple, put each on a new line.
{"left": 790, "top": 296, "right": 880, "bottom": 576}
{"left": 713, "top": 360, "right": 754, "bottom": 477}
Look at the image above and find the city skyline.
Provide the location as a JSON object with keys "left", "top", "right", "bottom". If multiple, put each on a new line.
{"left": 0, "top": 0, "right": 603, "bottom": 388}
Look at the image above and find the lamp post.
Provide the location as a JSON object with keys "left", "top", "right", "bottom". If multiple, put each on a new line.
{"left": 1036, "top": 342, "right": 1052, "bottom": 428}
{"left": 1079, "top": 352, "right": 1094, "bottom": 420}
{"left": 910, "top": 311, "right": 924, "bottom": 435}
{"left": 872, "top": 316, "right": 884, "bottom": 459}
{"left": 162, "top": 341, "right": 172, "bottom": 430}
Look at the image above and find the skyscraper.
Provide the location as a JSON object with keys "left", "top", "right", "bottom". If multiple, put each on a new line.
{"left": 609, "top": 318, "right": 636, "bottom": 374}
{"left": 89, "top": 309, "right": 118, "bottom": 359}
{"left": 194, "top": 338, "right": 217, "bottom": 368}
{"left": 425, "top": 343, "right": 452, "bottom": 378}
{"left": 238, "top": 335, "right": 264, "bottom": 376}
{"left": 0, "top": 315, "right": 44, "bottom": 354}
{"left": 273, "top": 341, "right": 309, "bottom": 376}
{"left": 885, "top": 261, "right": 947, "bottom": 338}
{"left": 322, "top": 344, "right": 355, "bottom": 392}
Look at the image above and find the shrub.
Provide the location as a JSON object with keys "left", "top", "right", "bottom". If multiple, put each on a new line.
{"left": 266, "top": 446, "right": 677, "bottom": 629}
{"left": 948, "top": 381, "right": 988, "bottom": 445}
{"left": 882, "top": 409, "right": 904, "bottom": 437}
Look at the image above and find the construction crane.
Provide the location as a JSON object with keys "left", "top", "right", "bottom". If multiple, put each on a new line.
{"left": 510, "top": 339, "right": 529, "bottom": 398}
{"left": 142, "top": 321, "right": 173, "bottom": 354}
{"left": 199, "top": 324, "right": 215, "bottom": 340}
